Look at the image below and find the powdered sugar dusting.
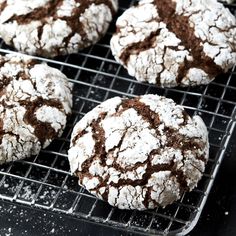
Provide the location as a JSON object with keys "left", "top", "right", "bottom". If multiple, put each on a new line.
{"left": 69, "top": 95, "right": 209, "bottom": 210}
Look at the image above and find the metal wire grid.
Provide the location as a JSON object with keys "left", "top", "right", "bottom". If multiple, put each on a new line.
{"left": 0, "top": 1, "right": 235, "bottom": 235}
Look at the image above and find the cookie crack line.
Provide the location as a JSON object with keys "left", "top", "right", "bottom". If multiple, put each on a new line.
{"left": 119, "top": 98, "right": 200, "bottom": 189}
{"left": 0, "top": 76, "right": 11, "bottom": 94}
{"left": 154, "top": 0, "right": 224, "bottom": 82}
{"left": 19, "top": 97, "right": 64, "bottom": 145}
{"left": 0, "top": 129, "right": 20, "bottom": 146}
{"left": 77, "top": 113, "right": 108, "bottom": 200}
{"left": 118, "top": 0, "right": 224, "bottom": 85}
{"left": 121, "top": 97, "right": 206, "bottom": 162}
{"left": 3, "top": 0, "right": 64, "bottom": 24}
{"left": 121, "top": 97, "right": 161, "bottom": 129}
{"left": 0, "top": 0, "right": 6, "bottom": 12}
{"left": 107, "top": 161, "right": 188, "bottom": 191}
{"left": 120, "top": 28, "right": 161, "bottom": 66}
{"left": 59, "top": 0, "right": 117, "bottom": 50}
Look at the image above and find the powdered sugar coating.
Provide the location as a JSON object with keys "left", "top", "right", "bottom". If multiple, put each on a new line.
{"left": 69, "top": 95, "right": 209, "bottom": 210}
{"left": 0, "top": 54, "right": 72, "bottom": 164}
{"left": 110, "top": 0, "right": 236, "bottom": 87}
{"left": 0, "top": 0, "right": 118, "bottom": 57}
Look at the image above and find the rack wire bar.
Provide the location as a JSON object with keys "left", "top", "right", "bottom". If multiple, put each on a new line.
{"left": 0, "top": 1, "right": 235, "bottom": 235}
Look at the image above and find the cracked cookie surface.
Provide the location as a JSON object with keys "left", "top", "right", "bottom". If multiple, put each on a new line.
{"left": 110, "top": 0, "right": 236, "bottom": 87}
{"left": 68, "top": 95, "right": 209, "bottom": 210}
{"left": 0, "top": 0, "right": 118, "bottom": 57}
{"left": 0, "top": 54, "right": 72, "bottom": 164}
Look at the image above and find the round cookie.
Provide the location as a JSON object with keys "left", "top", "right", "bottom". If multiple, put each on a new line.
{"left": 0, "top": 54, "right": 72, "bottom": 164}
{"left": 68, "top": 95, "right": 209, "bottom": 210}
{"left": 0, "top": 0, "right": 118, "bottom": 57}
{"left": 110, "top": 0, "right": 236, "bottom": 87}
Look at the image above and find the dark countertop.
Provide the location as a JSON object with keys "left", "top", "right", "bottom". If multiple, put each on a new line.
{"left": 0, "top": 128, "right": 235, "bottom": 236}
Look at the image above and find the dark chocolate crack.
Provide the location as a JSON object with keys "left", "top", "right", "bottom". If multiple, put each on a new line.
{"left": 17, "top": 71, "right": 32, "bottom": 81}
{"left": 196, "top": 154, "right": 208, "bottom": 164}
{"left": 0, "top": 118, "right": 3, "bottom": 144}
{"left": 0, "top": 100, "right": 14, "bottom": 109}
{"left": 0, "top": 76, "right": 11, "bottom": 95}
{"left": 121, "top": 97, "right": 161, "bottom": 129}
{"left": 164, "top": 126, "right": 207, "bottom": 163}
{"left": 0, "top": 59, "right": 41, "bottom": 94}
{"left": 0, "top": 1, "right": 7, "bottom": 12}
{"left": 0, "top": 57, "right": 11, "bottom": 67}
{"left": 108, "top": 161, "right": 187, "bottom": 189}
{"left": 181, "top": 110, "right": 190, "bottom": 126}
{"left": 19, "top": 97, "right": 63, "bottom": 145}
{"left": 154, "top": 0, "right": 223, "bottom": 82}
{"left": 107, "top": 147, "right": 188, "bottom": 196}
{"left": 79, "top": 113, "right": 107, "bottom": 174}
{"left": 77, "top": 113, "right": 109, "bottom": 200}
{"left": 0, "top": 131, "right": 20, "bottom": 146}
{"left": 120, "top": 29, "right": 161, "bottom": 66}
{"left": 4, "top": 0, "right": 64, "bottom": 24}
{"left": 88, "top": 153, "right": 188, "bottom": 207}
{"left": 72, "top": 129, "right": 88, "bottom": 146}
{"left": 60, "top": 0, "right": 116, "bottom": 50}
{"left": 0, "top": 58, "right": 38, "bottom": 70}
{"left": 37, "top": 23, "right": 46, "bottom": 43}
{"left": 142, "top": 160, "right": 188, "bottom": 208}
{"left": 143, "top": 186, "right": 153, "bottom": 208}
{"left": 0, "top": 107, "right": 34, "bottom": 147}
{"left": 116, "top": 97, "right": 204, "bottom": 188}
{"left": 164, "top": 126, "right": 204, "bottom": 150}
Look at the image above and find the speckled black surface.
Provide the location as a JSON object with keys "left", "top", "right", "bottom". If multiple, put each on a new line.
{"left": 0, "top": 128, "right": 235, "bottom": 236}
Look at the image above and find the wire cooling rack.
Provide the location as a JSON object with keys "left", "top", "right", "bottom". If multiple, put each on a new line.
{"left": 0, "top": 1, "right": 235, "bottom": 235}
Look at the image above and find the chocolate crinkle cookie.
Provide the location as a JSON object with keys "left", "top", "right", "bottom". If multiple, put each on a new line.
{"left": 68, "top": 95, "right": 209, "bottom": 210}
{"left": 0, "top": 0, "right": 118, "bottom": 57}
{"left": 0, "top": 54, "right": 72, "bottom": 164}
{"left": 110, "top": 0, "right": 236, "bottom": 87}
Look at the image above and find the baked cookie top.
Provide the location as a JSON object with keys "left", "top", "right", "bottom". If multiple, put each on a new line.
{"left": 0, "top": 54, "right": 72, "bottom": 164}
{"left": 68, "top": 95, "right": 209, "bottom": 210}
{"left": 110, "top": 0, "right": 236, "bottom": 87}
{"left": 0, "top": 0, "right": 118, "bottom": 57}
